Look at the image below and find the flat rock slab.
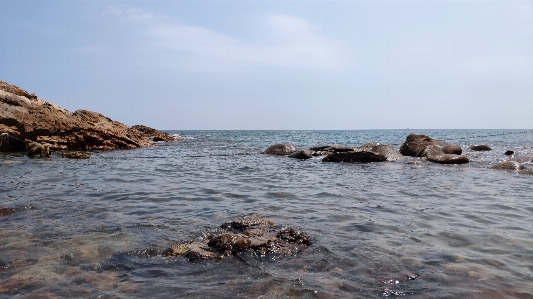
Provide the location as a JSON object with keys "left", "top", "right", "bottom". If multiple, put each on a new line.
{"left": 162, "top": 215, "right": 312, "bottom": 261}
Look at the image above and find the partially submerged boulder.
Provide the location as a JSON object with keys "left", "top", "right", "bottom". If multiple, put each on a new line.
{"left": 400, "top": 133, "right": 462, "bottom": 157}
{"left": 322, "top": 143, "right": 403, "bottom": 163}
{"left": 357, "top": 143, "right": 404, "bottom": 161}
{"left": 470, "top": 144, "right": 492, "bottom": 151}
{"left": 26, "top": 142, "right": 50, "bottom": 157}
{"left": 421, "top": 145, "right": 469, "bottom": 165}
{"left": 162, "top": 215, "right": 312, "bottom": 260}
{"left": 264, "top": 144, "right": 298, "bottom": 155}
{"left": 288, "top": 150, "right": 313, "bottom": 160}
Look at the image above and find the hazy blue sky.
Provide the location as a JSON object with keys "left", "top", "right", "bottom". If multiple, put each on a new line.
{"left": 1, "top": 0, "right": 532, "bottom": 129}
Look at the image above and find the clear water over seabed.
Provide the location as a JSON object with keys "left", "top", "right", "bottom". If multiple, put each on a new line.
{"left": 1, "top": 130, "right": 533, "bottom": 298}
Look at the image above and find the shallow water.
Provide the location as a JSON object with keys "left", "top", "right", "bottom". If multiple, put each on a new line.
{"left": 1, "top": 130, "right": 533, "bottom": 298}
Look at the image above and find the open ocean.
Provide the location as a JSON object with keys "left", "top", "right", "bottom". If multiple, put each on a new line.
{"left": 1, "top": 129, "right": 533, "bottom": 298}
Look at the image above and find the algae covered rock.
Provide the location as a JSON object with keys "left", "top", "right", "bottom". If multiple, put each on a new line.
{"left": 162, "top": 215, "right": 312, "bottom": 260}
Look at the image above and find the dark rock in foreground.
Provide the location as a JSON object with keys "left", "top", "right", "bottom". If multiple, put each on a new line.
{"left": 470, "top": 144, "right": 492, "bottom": 151}
{"left": 400, "top": 133, "right": 462, "bottom": 157}
{"left": 0, "top": 80, "right": 179, "bottom": 152}
{"left": 264, "top": 144, "right": 298, "bottom": 155}
{"left": 162, "top": 215, "right": 312, "bottom": 260}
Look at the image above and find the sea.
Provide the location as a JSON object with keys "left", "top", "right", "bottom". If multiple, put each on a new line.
{"left": 1, "top": 129, "right": 532, "bottom": 298}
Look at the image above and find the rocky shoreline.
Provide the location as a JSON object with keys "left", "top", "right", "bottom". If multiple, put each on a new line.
{"left": 0, "top": 80, "right": 182, "bottom": 153}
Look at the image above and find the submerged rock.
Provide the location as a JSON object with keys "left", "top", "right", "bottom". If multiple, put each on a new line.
{"left": 470, "top": 144, "right": 492, "bottom": 151}
{"left": 62, "top": 152, "right": 91, "bottom": 159}
{"left": 504, "top": 150, "right": 514, "bottom": 156}
{"left": 491, "top": 161, "right": 524, "bottom": 170}
{"left": 162, "top": 215, "right": 312, "bottom": 260}
{"left": 400, "top": 133, "right": 462, "bottom": 157}
{"left": 0, "top": 208, "right": 15, "bottom": 217}
{"left": 264, "top": 144, "right": 298, "bottom": 155}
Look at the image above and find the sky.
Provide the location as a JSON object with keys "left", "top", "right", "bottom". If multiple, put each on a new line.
{"left": 0, "top": 0, "right": 532, "bottom": 130}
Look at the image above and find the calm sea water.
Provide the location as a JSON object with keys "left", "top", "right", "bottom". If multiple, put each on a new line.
{"left": 1, "top": 130, "right": 533, "bottom": 298}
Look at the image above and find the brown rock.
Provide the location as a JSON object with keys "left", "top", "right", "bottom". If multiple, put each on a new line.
{"left": 0, "top": 81, "right": 170, "bottom": 152}
{"left": 62, "top": 152, "right": 91, "bottom": 159}
{"left": 26, "top": 142, "right": 50, "bottom": 157}
{"left": 0, "top": 207, "right": 15, "bottom": 217}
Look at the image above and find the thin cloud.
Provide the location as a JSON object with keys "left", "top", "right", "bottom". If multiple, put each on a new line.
{"left": 103, "top": 7, "right": 345, "bottom": 70}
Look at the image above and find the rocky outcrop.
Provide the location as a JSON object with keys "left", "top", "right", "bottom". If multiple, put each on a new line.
{"left": 400, "top": 133, "right": 462, "bottom": 157}
{"left": 162, "top": 215, "right": 312, "bottom": 261}
{"left": 264, "top": 144, "right": 298, "bottom": 155}
{"left": 0, "top": 81, "right": 179, "bottom": 152}
{"left": 470, "top": 144, "right": 492, "bottom": 151}
{"left": 421, "top": 145, "right": 469, "bottom": 165}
